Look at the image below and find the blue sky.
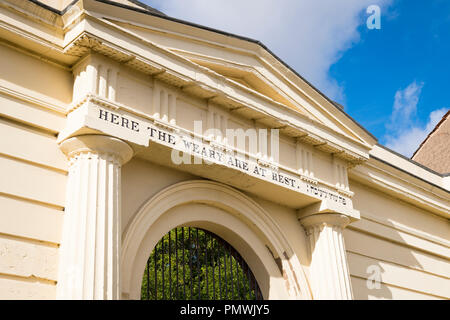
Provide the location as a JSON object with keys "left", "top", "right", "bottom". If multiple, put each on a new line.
{"left": 331, "top": 0, "right": 450, "bottom": 156}
{"left": 141, "top": 0, "right": 449, "bottom": 157}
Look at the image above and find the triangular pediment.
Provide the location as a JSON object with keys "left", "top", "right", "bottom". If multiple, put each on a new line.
{"left": 185, "top": 57, "right": 320, "bottom": 120}
{"left": 75, "top": 0, "right": 378, "bottom": 150}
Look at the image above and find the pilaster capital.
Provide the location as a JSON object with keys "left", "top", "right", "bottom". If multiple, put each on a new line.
{"left": 59, "top": 134, "right": 134, "bottom": 165}
{"left": 297, "top": 199, "right": 360, "bottom": 230}
{"left": 299, "top": 213, "right": 351, "bottom": 231}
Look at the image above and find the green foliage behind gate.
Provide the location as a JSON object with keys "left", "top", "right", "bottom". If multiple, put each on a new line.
{"left": 141, "top": 227, "right": 262, "bottom": 300}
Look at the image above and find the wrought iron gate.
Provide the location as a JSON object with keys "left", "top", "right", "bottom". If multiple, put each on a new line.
{"left": 141, "top": 227, "right": 263, "bottom": 300}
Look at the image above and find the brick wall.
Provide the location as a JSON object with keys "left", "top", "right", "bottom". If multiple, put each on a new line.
{"left": 412, "top": 112, "right": 450, "bottom": 174}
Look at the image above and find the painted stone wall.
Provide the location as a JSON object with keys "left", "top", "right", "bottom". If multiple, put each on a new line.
{"left": 0, "top": 44, "right": 71, "bottom": 299}
{"left": 346, "top": 180, "right": 450, "bottom": 299}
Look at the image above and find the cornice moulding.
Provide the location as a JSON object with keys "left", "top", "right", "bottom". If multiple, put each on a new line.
{"left": 349, "top": 164, "right": 450, "bottom": 220}
{"left": 0, "top": 84, "right": 67, "bottom": 115}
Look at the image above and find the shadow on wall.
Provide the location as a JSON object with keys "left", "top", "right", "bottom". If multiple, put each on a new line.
{"left": 350, "top": 254, "right": 392, "bottom": 300}
{"left": 344, "top": 180, "right": 439, "bottom": 300}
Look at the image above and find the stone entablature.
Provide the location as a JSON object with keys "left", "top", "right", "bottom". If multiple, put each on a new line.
{"left": 59, "top": 92, "right": 356, "bottom": 208}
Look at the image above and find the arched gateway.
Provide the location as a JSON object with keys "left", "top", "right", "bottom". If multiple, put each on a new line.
{"left": 121, "top": 181, "right": 311, "bottom": 300}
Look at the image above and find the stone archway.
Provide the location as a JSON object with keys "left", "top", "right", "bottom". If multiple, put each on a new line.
{"left": 120, "top": 180, "right": 312, "bottom": 300}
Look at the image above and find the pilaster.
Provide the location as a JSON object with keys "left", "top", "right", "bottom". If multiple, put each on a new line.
{"left": 297, "top": 200, "right": 359, "bottom": 300}
{"left": 56, "top": 135, "right": 133, "bottom": 299}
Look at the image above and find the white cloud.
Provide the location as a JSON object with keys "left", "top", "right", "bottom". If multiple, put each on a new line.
{"left": 387, "top": 81, "right": 424, "bottom": 130}
{"left": 147, "top": 0, "right": 392, "bottom": 102}
{"left": 384, "top": 81, "right": 448, "bottom": 157}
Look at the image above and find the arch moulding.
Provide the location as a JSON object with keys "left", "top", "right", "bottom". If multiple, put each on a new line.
{"left": 121, "top": 180, "right": 312, "bottom": 300}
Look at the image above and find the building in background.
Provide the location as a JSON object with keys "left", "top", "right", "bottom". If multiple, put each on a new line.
{"left": 412, "top": 111, "right": 450, "bottom": 175}
{"left": 0, "top": 0, "right": 448, "bottom": 300}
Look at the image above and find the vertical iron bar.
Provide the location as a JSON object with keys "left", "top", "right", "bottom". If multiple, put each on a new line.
{"left": 169, "top": 230, "right": 172, "bottom": 299}
{"left": 253, "top": 271, "right": 256, "bottom": 300}
{"left": 146, "top": 259, "right": 149, "bottom": 299}
{"left": 196, "top": 228, "right": 200, "bottom": 300}
{"left": 236, "top": 253, "right": 240, "bottom": 300}
{"left": 230, "top": 250, "right": 233, "bottom": 300}
{"left": 240, "top": 257, "right": 245, "bottom": 300}
{"left": 257, "top": 280, "right": 261, "bottom": 300}
{"left": 252, "top": 272, "right": 256, "bottom": 300}
{"left": 253, "top": 277, "right": 256, "bottom": 300}
{"left": 176, "top": 227, "right": 179, "bottom": 299}
{"left": 204, "top": 231, "right": 208, "bottom": 299}
{"left": 217, "top": 238, "right": 222, "bottom": 300}
{"left": 247, "top": 263, "right": 251, "bottom": 299}
{"left": 237, "top": 254, "right": 240, "bottom": 299}
{"left": 258, "top": 284, "right": 261, "bottom": 300}
{"left": 257, "top": 278, "right": 261, "bottom": 300}
{"left": 239, "top": 255, "right": 243, "bottom": 300}
{"left": 223, "top": 241, "right": 228, "bottom": 299}
{"left": 162, "top": 234, "right": 165, "bottom": 300}
{"left": 154, "top": 241, "right": 157, "bottom": 300}
{"left": 182, "top": 227, "right": 186, "bottom": 300}
{"left": 189, "top": 227, "right": 192, "bottom": 299}
{"left": 212, "top": 234, "right": 215, "bottom": 300}
{"left": 229, "top": 243, "right": 233, "bottom": 299}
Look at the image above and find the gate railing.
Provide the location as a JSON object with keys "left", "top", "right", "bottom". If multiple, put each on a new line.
{"left": 141, "top": 227, "right": 263, "bottom": 300}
